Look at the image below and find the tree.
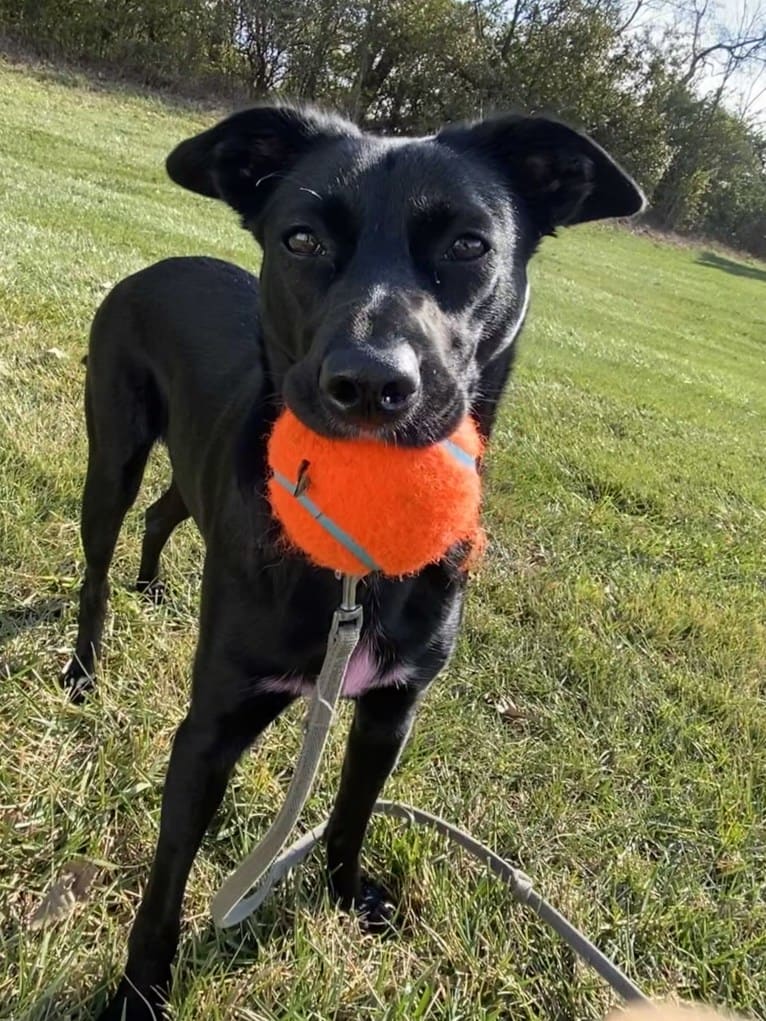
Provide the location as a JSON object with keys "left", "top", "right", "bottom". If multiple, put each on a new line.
{"left": 2, "top": 0, "right": 764, "bottom": 255}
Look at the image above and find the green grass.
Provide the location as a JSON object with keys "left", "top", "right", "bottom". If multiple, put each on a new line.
{"left": 1, "top": 56, "right": 765, "bottom": 1021}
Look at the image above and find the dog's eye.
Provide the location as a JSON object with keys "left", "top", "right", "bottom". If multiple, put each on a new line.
{"left": 445, "top": 235, "right": 489, "bottom": 261}
{"left": 284, "top": 229, "right": 326, "bottom": 257}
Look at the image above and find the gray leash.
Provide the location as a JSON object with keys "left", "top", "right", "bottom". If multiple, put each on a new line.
{"left": 211, "top": 575, "right": 362, "bottom": 928}
{"left": 212, "top": 576, "right": 649, "bottom": 1005}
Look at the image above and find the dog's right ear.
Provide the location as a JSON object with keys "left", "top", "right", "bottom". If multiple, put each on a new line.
{"left": 166, "top": 106, "right": 358, "bottom": 222}
{"left": 437, "top": 114, "right": 645, "bottom": 233}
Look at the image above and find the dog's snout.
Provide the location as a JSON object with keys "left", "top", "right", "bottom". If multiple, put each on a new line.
{"left": 319, "top": 346, "right": 420, "bottom": 426}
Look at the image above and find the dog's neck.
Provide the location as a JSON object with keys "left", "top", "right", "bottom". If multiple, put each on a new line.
{"left": 472, "top": 280, "right": 531, "bottom": 438}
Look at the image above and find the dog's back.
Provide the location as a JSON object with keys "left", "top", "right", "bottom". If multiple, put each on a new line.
{"left": 85, "top": 256, "right": 264, "bottom": 516}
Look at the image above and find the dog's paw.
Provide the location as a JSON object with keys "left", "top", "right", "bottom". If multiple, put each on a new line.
{"left": 134, "top": 578, "right": 167, "bottom": 605}
{"left": 96, "top": 978, "right": 167, "bottom": 1021}
{"left": 356, "top": 877, "right": 397, "bottom": 934}
{"left": 96, "top": 1000, "right": 159, "bottom": 1021}
{"left": 60, "top": 657, "right": 95, "bottom": 703}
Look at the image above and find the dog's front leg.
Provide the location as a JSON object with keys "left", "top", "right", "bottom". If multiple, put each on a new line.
{"left": 325, "top": 682, "right": 422, "bottom": 928}
{"left": 97, "top": 685, "right": 293, "bottom": 1021}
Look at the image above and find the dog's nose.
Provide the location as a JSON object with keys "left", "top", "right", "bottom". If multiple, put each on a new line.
{"left": 319, "top": 346, "right": 421, "bottom": 426}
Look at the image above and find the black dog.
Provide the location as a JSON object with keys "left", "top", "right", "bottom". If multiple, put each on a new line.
{"left": 62, "top": 105, "right": 643, "bottom": 1019}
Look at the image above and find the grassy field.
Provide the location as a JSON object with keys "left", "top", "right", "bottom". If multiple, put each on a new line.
{"left": 1, "top": 56, "right": 765, "bottom": 1021}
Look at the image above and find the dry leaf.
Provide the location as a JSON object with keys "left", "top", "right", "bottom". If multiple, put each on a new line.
{"left": 29, "top": 859, "right": 98, "bottom": 930}
{"left": 486, "top": 693, "right": 530, "bottom": 724}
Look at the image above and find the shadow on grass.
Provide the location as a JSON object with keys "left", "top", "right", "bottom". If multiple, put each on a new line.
{"left": 0, "top": 597, "right": 65, "bottom": 648}
{"left": 16, "top": 890, "right": 335, "bottom": 1021}
{"left": 696, "top": 250, "right": 766, "bottom": 282}
{"left": 9, "top": 914, "right": 284, "bottom": 1020}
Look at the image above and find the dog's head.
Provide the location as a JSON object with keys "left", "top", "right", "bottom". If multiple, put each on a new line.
{"left": 167, "top": 106, "right": 644, "bottom": 445}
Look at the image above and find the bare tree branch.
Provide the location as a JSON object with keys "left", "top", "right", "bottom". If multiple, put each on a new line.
{"left": 737, "top": 62, "right": 766, "bottom": 118}
{"left": 617, "top": 0, "right": 649, "bottom": 33}
{"left": 680, "top": 37, "right": 765, "bottom": 84}
{"left": 671, "top": 0, "right": 766, "bottom": 86}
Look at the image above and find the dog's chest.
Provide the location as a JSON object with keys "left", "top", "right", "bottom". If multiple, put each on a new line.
{"left": 252, "top": 564, "right": 459, "bottom": 699}
{"left": 261, "top": 638, "right": 409, "bottom": 699}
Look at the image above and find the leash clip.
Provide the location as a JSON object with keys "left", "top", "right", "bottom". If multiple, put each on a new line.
{"left": 339, "top": 574, "right": 360, "bottom": 613}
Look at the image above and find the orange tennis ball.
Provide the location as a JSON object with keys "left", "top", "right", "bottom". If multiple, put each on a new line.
{"left": 267, "top": 410, "right": 484, "bottom": 577}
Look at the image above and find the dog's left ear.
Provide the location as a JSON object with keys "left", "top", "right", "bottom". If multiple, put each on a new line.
{"left": 166, "top": 105, "right": 359, "bottom": 223}
{"left": 437, "top": 114, "right": 645, "bottom": 232}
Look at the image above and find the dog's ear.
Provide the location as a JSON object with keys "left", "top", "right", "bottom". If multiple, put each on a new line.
{"left": 166, "top": 105, "right": 358, "bottom": 221}
{"left": 437, "top": 114, "right": 645, "bottom": 233}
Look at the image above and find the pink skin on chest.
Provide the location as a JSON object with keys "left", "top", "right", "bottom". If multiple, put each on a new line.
{"left": 260, "top": 640, "right": 409, "bottom": 699}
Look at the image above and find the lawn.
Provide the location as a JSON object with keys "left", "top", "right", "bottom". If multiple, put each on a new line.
{"left": 1, "top": 56, "right": 765, "bottom": 1021}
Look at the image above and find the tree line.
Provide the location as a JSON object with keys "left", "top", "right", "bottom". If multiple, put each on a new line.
{"left": 2, "top": 0, "right": 765, "bottom": 257}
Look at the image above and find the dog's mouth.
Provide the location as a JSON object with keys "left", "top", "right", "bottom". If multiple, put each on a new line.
{"left": 282, "top": 363, "right": 468, "bottom": 448}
